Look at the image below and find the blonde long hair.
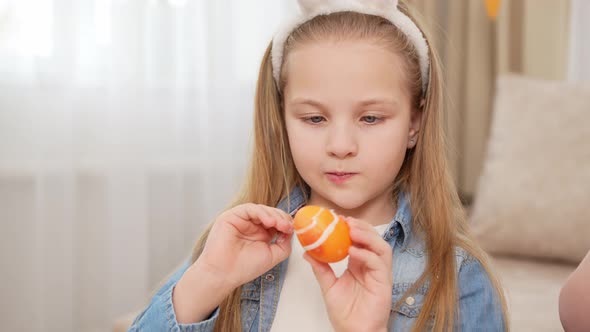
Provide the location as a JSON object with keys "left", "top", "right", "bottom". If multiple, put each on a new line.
{"left": 188, "top": 2, "right": 508, "bottom": 331}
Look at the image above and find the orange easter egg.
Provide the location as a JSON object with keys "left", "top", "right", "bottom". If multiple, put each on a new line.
{"left": 293, "top": 205, "right": 352, "bottom": 263}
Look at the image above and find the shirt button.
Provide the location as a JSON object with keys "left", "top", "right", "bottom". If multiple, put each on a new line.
{"left": 265, "top": 273, "right": 275, "bottom": 282}
{"left": 405, "top": 296, "right": 415, "bottom": 306}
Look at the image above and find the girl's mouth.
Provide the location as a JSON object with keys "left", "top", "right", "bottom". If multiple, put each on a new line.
{"left": 326, "top": 172, "right": 357, "bottom": 184}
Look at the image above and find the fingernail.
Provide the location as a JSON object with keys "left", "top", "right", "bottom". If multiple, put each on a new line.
{"left": 276, "top": 234, "right": 286, "bottom": 244}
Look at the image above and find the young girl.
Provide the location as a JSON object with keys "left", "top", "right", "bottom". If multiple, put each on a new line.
{"left": 130, "top": 0, "right": 508, "bottom": 331}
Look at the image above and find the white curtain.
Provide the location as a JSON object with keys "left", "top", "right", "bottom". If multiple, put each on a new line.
{"left": 0, "top": 0, "right": 295, "bottom": 331}
{"left": 568, "top": 0, "right": 590, "bottom": 82}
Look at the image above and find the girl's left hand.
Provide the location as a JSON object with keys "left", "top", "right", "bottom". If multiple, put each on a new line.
{"left": 303, "top": 217, "right": 393, "bottom": 332}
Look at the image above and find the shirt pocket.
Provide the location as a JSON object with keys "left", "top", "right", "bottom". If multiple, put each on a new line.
{"left": 240, "top": 278, "right": 261, "bottom": 332}
{"left": 389, "top": 283, "right": 429, "bottom": 330}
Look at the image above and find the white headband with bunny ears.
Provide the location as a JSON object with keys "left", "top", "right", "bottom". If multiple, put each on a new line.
{"left": 271, "top": 0, "right": 430, "bottom": 95}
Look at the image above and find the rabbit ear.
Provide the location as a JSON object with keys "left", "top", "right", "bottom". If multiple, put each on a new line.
{"left": 363, "top": 0, "right": 398, "bottom": 12}
{"left": 297, "top": 0, "right": 325, "bottom": 14}
{"left": 297, "top": 0, "right": 399, "bottom": 15}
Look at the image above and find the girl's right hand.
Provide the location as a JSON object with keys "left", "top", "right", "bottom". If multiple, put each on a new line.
{"left": 196, "top": 203, "right": 295, "bottom": 289}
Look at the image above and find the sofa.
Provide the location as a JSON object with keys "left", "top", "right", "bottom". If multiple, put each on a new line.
{"left": 113, "top": 75, "right": 589, "bottom": 332}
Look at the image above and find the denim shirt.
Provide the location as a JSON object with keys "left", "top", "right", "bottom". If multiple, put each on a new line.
{"left": 129, "top": 187, "right": 506, "bottom": 331}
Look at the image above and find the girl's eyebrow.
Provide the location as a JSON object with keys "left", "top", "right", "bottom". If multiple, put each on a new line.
{"left": 358, "top": 98, "right": 399, "bottom": 109}
{"left": 288, "top": 98, "right": 326, "bottom": 111}
{"left": 288, "top": 97, "right": 399, "bottom": 110}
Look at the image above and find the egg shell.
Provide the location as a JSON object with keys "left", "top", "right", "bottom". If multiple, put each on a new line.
{"left": 293, "top": 205, "right": 352, "bottom": 263}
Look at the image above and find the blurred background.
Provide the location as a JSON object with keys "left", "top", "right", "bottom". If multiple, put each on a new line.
{"left": 0, "top": 0, "right": 588, "bottom": 331}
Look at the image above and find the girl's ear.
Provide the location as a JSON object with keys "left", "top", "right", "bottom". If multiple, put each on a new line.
{"left": 408, "top": 100, "right": 424, "bottom": 148}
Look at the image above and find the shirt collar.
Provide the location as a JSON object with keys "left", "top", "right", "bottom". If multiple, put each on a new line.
{"left": 391, "top": 191, "right": 413, "bottom": 249}
{"left": 276, "top": 185, "right": 308, "bottom": 216}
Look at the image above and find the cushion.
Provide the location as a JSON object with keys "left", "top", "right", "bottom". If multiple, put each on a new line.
{"left": 491, "top": 255, "right": 574, "bottom": 331}
{"left": 470, "top": 74, "right": 590, "bottom": 264}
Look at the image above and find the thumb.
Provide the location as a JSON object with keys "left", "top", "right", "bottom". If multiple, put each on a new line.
{"left": 303, "top": 252, "right": 337, "bottom": 294}
{"left": 269, "top": 232, "right": 293, "bottom": 265}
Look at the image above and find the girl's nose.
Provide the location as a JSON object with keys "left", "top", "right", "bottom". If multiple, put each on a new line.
{"left": 325, "top": 124, "right": 358, "bottom": 159}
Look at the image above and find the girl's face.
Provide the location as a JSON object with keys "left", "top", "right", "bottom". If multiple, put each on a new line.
{"left": 284, "top": 40, "right": 421, "bottom": 213}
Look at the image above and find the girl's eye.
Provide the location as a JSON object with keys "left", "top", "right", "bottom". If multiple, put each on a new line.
{"left": 361, "top": 115, "right": 381, "bottom": 124}
{"left": 306, "top": 116, "right": 325, "bottom": 124}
